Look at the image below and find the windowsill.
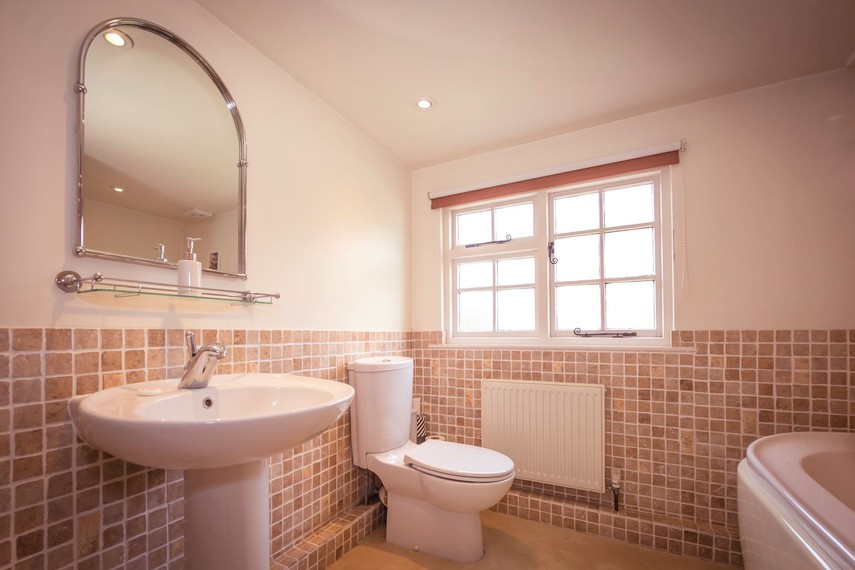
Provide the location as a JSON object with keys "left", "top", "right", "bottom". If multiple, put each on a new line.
{"left": 428, "top": 342, "right": 696, "bottom": 354}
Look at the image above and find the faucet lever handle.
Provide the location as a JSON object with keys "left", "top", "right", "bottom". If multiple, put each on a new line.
{"left": 185, "top": 331, "right": 197, "bottom": 357}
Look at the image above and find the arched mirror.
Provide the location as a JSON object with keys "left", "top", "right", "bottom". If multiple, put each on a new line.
{"left": 74, "top": 18, "right": 247, "bottom": 278}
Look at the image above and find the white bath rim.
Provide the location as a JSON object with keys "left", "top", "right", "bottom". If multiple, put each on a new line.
{"left": 738, "top": 432, "right": 855, "bottom": 570}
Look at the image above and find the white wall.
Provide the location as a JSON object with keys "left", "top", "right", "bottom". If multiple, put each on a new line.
{"left": 85, "top": 203, "right": 237, "bottom": 271}
{"left": 2, "top": 1, "right": 850, "bottom": 333}
{"left": 85, "top": 200, "right": 185, "bottom": 262}
{"left": 186, "top": 210, "right": 239, "bottom": 272}
{"left": 0, "top": 0, "right": 411, "bottom": 330}
{"left": 411, "top": 70, "right": 855, "bottom": 331}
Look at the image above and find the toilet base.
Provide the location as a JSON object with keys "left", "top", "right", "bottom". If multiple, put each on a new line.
{"left": 385, "top": 492, "right": 484, "bottom": 563}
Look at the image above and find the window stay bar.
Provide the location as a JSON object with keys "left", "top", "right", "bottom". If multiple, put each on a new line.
{"left": 465, "top": 234, "right": 512, "bottom": 248}
{"left": 573, "top": 328, "right": 638, "bottom": 338}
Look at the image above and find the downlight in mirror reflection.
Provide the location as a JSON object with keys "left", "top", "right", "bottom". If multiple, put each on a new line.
{"left": 415, "top": 97, "right": 434, "bottom": 111}
{"left": 103, "top": 29, "right": 133, "bottom": 49}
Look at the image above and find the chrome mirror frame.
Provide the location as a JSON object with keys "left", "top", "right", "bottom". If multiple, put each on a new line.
{"left": 74, "top": 18, "right": 248, "bottom": 279}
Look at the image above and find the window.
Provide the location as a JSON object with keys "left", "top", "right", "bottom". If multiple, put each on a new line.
{"left": 443, "top": 170, "right": 673, "bottom": 346}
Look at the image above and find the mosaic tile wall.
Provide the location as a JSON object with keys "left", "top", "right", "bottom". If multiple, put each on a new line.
{"left": 260, "top": 331, "right": 408, "bottom": 559}
{"left": 410, "top": 329, "right": 854, "bottom": 567}
{"left": 3, "top": 327, "right": 851, "bottom": 569}
{"left": 0, "top": 328, "right": 407, "bottom": 570}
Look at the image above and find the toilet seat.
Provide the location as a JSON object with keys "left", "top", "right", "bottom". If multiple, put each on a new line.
{"left": 405, "top": 440, "right": 515, "bottom": 483}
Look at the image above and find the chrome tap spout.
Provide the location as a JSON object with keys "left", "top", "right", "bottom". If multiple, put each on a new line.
{"left": 178, "top": 331, "right": 227, "bottom": 389}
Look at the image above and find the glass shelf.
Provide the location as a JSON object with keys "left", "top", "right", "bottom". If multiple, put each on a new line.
{"left": 55, "top": 270, "right": 279, "bottom": 305}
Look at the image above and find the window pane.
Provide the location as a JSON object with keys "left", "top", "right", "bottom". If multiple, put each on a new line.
{"left": 605, "top": 281, "right": 655, "bottom": 330}
{"left": 555, "top": 284, "right": 601, "bottom": 331}
{"left": 604, "top": 183, "right": 654, "bottom": 227}
{"left": 497, "top": 288, "right": 535, "bottom": 331}
{"left": 604, "top": 228, "right": 654, "bottom": 278}
{"left": 554, "top": 235, "right": 600, "bottom": 282}
{"left": 495, "top": 202, "right": 533, "bottom": 241}
{"left": 554, "top": 192, "right": 599, "bottom": 234}
{"left": 458, "top": 261, "right": 493, "bottom": 289}
{"left": 497, "top": 257, "right": 534, "bottom": 286}
{"left": 456, "top": 210, "right": 491, "bottom": 246}
{"left": 458, "top": 291, "right": 493, "bottom": 332}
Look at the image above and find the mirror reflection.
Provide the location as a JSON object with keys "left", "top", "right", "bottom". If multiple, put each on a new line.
{"left": 76, "top": 19, "right": 246, "bottom": 277}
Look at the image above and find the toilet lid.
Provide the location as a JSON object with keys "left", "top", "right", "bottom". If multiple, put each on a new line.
{"left": 405, "top": 440, "right": 515, "bottom": 483}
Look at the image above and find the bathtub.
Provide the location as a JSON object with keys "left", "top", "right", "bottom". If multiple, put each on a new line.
{"left": 738, "top": 432, "right": 855, "bottom": 569}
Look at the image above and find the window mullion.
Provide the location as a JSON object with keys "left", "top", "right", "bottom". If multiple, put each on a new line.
{"left": 492, "top": 259, "right": 498, "bottom": 333}
{"left": 538, "top": 192, "right": 551, "bottom": 338}
{"left": 599, "top": 189, "right": 607, "bottom": 331}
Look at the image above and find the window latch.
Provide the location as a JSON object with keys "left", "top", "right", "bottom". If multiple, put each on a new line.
{"left": 465, "top": 234, "right": 512, "bottom": 248}
{"left": 573, "top": 328, "right": 637, "bottom": 338}
{"left": 548, "top": 241, "right": 558, "bottom": 265}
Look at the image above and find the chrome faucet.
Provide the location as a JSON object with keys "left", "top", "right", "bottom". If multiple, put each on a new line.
{"left": 178, "top": 331, "right": 227, "bottom": 389}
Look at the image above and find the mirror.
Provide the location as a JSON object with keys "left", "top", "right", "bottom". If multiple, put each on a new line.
{"left": 75, "top": 18, "right": 247, "bottom": 278}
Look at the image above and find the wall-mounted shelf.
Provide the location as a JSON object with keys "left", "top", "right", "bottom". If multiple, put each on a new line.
{"left": 55, "top": 271, "right": 279, "bottom": 305}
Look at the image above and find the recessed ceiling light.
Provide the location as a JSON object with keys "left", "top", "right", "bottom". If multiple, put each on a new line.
{"left": 104, "top": 29, "right": 133, "bottom": 48}
{"left": 111, "top": 186, "right": 125, "bottom": 193}
{"left": 415, "top": 97, "right": 434, "bottom": 111}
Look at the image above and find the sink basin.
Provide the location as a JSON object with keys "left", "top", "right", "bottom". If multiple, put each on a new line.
{"left": 68, "top": 373, "right": 355, "bottom": 470}
{"left": 69, "top": 371, "right": 355, "bottom": 569}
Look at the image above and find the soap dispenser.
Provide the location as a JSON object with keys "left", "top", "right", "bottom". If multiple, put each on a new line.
{"left": 177, "top": 237, "right": 202, "bottom": 295}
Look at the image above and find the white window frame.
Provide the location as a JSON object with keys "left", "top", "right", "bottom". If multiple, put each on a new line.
{"left": 442, "top": 168, "right": 674, "bottom": 347}
{"left": 445, "top": 194, "right": 545, "bottom": 339}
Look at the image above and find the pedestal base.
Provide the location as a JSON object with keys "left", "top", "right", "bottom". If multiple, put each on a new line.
{"left": 184, "top": 460, "right": 270, "bottom": 570}
{"left": 386, "top": 492, "right": 485, "bottom": 563}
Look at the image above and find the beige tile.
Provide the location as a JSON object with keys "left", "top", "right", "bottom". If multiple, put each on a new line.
{"left": 12, "top": 354, "right": 41, "bottom": 378}
{"left": 147, "top": 329, "right": 166, "bottom": 348}
{"left": 45, "top": 329, "right": 72, "bottom": 351}
{"left": 12, "top": 328, "right": 43, "bottom": 352}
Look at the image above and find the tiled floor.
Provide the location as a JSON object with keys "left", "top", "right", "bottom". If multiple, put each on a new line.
{"left": 330, "top": 511, "right": 736, "bottom": 569}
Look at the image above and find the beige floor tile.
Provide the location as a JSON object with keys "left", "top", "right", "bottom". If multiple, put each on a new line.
{"left": 330, "top": 511, "right": 734, "bottom": 569}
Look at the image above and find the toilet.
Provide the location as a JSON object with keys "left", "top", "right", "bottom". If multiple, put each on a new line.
{"left": 347, "top": 356, "right": 514, "bottom": 563}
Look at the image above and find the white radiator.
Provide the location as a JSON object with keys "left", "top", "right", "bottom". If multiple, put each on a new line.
{"left": 482, "top": 380, "right": 605, "bottom": 492}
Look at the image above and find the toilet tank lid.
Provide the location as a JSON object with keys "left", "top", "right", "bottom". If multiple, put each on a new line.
{"left": 347, "top": 356, "right": 413, "bottom": 372}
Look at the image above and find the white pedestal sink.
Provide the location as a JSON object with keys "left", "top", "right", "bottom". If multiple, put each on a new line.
{"left": 68, "top": 373, "right": 355, "bottom": 570}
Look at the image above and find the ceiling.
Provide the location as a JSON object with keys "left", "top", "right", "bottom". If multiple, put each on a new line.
{"left": 195, "top": 0, "right": 855, "bottom": 169}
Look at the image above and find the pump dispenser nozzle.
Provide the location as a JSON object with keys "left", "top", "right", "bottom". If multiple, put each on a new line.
{"left": 184, "top": 237, "right": 201, "bottom": 261}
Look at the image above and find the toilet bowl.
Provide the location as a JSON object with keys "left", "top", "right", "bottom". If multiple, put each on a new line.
{"left": 347, "top": 357, "right": 515, "bottom": 563}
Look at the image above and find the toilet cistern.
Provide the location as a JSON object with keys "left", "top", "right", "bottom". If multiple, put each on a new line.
{"left": 178, "top": 331, "right": 227, "bottom": 389}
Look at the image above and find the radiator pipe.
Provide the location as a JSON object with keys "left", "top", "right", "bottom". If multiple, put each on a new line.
{"left": 608, "top": 469, "right": 621, "bottom": 512}
{"left": 610, "top": 483, "right": 620, "bottom": 512}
